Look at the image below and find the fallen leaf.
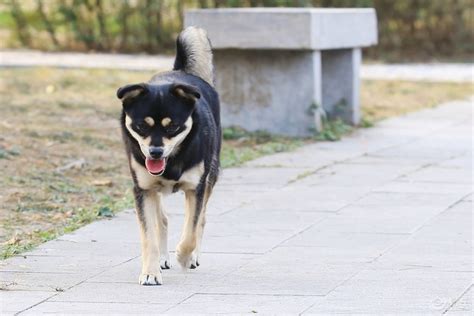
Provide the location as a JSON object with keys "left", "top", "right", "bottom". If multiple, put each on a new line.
{"left": 5, "top": 236, "right": 21, "bottom": 245}
{"left": 46, "top": 85, "right": 55, "bottom": 94}
{"left": 55, "top": 158, "right": 86, "bottom": 172}
{"left": 92, "top": 179, "right": 113, "bottom": 187}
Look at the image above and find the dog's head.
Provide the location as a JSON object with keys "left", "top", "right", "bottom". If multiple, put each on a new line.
{"left": 117, "top": 82, "right": 200, "bottom": 176}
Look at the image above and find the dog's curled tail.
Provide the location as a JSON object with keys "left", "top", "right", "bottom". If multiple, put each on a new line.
{"left": 173, "top": 26, "right": 214, "bottom": 86}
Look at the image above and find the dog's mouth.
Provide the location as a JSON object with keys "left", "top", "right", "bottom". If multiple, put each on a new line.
{"left": 145, "top": 157, "right": 166, "bottom": 176}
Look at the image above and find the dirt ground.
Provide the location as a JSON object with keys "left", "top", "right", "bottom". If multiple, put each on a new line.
{"left": 0, "top": 67, "right": 471, "bottom": 258}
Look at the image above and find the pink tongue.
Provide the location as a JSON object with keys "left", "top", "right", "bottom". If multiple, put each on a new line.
{"left": 145, "top": 158, "right": 166, "bottom": 174}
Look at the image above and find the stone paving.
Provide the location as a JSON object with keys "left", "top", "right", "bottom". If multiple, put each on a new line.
{"left": 1, "top": 50, "right": 473, "bottom": 82}
{"left": 361, "top": 63, "right": 473, "bottom": 83}
{"left": 0, "top": 98, "right": 472, "bottom": 315}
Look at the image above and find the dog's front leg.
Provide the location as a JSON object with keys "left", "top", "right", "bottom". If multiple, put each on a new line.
{"left": 176, "top": 187, "right": 205, "bottom": 269}
{"left": 134, "top": 187, "right": 162, "bottom": 285}
{"left": 158, "top": 197, "right": 171, "bottom": 269}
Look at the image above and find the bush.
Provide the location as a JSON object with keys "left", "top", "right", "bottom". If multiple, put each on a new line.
{"left": 2, "top": 0, "right": 473, "bottom": 60}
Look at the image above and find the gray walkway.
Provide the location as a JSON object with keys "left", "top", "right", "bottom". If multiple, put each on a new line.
{"left": 1, "top": 98, "right": 473, "bottom": 315}
{"left": 1, "top": 50, "right": 473, "bottom": 82}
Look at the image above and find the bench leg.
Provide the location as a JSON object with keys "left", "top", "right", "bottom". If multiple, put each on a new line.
{"left": 321, "top": 48, "right": 361, "bottom": 125}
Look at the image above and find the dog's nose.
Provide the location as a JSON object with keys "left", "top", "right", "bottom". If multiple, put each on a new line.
{"left": 149, "top": 147, "right": 164, "bottom": 159}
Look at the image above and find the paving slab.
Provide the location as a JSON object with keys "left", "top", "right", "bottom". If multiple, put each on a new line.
{"left": 165, "top": 293, "right": 321, "bottom": 315}
{"left": 445, "top": 286, "right": 473, "bottom": 315}
{"left": 198, "top": 246, "right": 367, "bottom": 296}
{"left": 0, "top": 290, "right": 57, "bottom": 315}
{"left": 89, "top": 253, "right": 257, "bottom": 285}
{"left": 23, "top": 301, "right": 175, "bottom": 315}
{"left": 0, "top": 98, "right": 472, "bottom": 315}
{"left": 303, "top": 269, "right": 471, "bottom": 314}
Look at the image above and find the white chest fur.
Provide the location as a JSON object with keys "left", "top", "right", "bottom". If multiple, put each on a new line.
{"left": 130, "top": 156, "right": 204, "bottom": 193}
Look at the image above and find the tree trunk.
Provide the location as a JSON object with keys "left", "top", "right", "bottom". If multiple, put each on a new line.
{"left": 96, "top": 0, "right": 110, "bottom": 50}
{"left": 10, "top": 0, "right": 31, "bottom": 46}
{"left": 118, "top": 0, "right": 130, "bottom": 51}
{"left": 37, "top": 0, "right": 60, "bottom": 48}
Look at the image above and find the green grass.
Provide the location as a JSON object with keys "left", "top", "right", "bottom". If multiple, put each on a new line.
{"left": 1, "top": 189, "right": 134, "bottom": 260}
{"left": 313, "top": 118, "right": 353, "bottom": 142}
{"left": 221, "top": 127, "right": 304, "bottom": 168}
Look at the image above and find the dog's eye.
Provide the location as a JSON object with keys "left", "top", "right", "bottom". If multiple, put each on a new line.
{"left": 165, "top": 124, "right": 180, "bottom": 134}
{"left": 135, "top": 122, "right": 150, "bottom": 134}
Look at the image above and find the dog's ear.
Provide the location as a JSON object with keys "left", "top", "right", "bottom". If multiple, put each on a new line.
{"left": 117, "top": 83, "right": 149, "bottom": 104}
{"left": 170, "top": 83, "right": 201, "bottom": 105}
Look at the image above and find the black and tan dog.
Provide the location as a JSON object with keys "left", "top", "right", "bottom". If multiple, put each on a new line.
{"left": 117, "top": 27, "right": 221, "bottom": 285}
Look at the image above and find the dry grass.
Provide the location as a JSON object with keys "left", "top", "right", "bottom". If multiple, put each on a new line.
{"left": 361, "top": 80, "right": 473, "bottom": 122}
{"left": 0, "top": 67, "right": 472, "bottom": 258}
{"left": 0, "top": 67, "right": 147, "bottom": 257}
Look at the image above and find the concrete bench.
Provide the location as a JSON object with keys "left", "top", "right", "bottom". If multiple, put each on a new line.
{"left": 185, "top": 8, "right": 378, "bottom": 136}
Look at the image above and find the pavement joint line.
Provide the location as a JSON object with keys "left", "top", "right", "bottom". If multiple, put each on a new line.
{"left": 374, "top": 190, "right": 471, "bottom": 196}
{"left": 280, "top": 210, "right": 338, "bottom": 213}
{"left": 393, "top": 152, "right": 468, "bottom": 182}
{"left": 162, "top": 293, "right": 197, "bottom": 313}
{"left": 442, "top": 283, "right": 473, "bottom": 314}
{"left": 395, "top": 162, "right": 435, "bottom": 179}
{"left": 400, "top": 191, "right": 473, "bottom": 239}
{"left": 193, "top": 292, "right": 326, "bottom": 297}
{"left": 298, "top": 268, "right": 368, "bottom": 315}
{"left": 14, "top": 254, "right": 142, "bottom": 314}
{"left": 287, "top": 164, "right": 334, "bottom": 184}
{"left": 8, "top": 254, "right": 66, "bottom": 258}
{"left": 43, "top": 300, "right": 172, "bottom": 305}
{"left": 265, "top": 219, "right": 328, "bottom": 254}
{"left": 360, "top": 192, "right": 471, "bottom": 268}
{"left": 285, "top": 149, "right": 378, "bottom": 186}
{"left": 200, "top": 251, "right": 263, "bottom": 255}
{"left": 15, "top": 292, "right": 61, "bottom": 316}
{"left": 214, "top": 176, "right": 295, "bottom": 217}
{"left": 0, "top": 270, "right": 75, "bottom": 275}
{"left": 216, "top": 201, "right": 256, "bottom": 217}
{"left": 439, "top": 193, "right": 473, "bottom": 214}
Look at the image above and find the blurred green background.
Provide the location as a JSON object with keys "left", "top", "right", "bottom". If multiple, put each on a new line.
{"left": 1, "top": 0, "right": 473, "bottom": 61}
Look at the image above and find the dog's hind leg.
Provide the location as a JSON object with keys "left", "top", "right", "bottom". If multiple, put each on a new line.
{"left": 176, "top": 185, "right": 207, "bottom": 269}
{"left": 134, "top": 187, "right": 163, "bottom": 285}
{"left": 158, "top": 197, "right": 171, "bottom": 269}
{"left": 192, "top": 184, "right": 213, "bottom": 268}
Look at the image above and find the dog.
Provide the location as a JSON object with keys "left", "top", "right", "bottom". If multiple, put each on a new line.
{"left": 116, "top": 27, "right": 221, "bottom": 285}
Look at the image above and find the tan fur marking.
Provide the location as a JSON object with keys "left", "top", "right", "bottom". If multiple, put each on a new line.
{"left": 162, "top": 117, "right": 193, "bottom": 157}
{"left": 179, "top": 161, "right": 204, "bottom": 191}
{"left": 130, "top": 155, "right": 155, "bottom": 190}
{"left": 125, "top": 116, "right": 152, "bottom": 157}
{"left": 176, "top": 190, "right": 199, "bottom": 267}
{"left": 122, "top": 89, "right": 141, "bottom": 100}
{"left": 161, "top": 117, "right": 172, "bottom": 127}
{"left": 175, "top": 88, "right": 197, "bottom": 102}
{"left": 137, "top": 190, "right": 162, "bottom": 285}
{"left": 144, "top": 117, "right": 155, "bottom": 127}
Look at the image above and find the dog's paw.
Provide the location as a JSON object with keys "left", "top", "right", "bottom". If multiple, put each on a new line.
{"left": 189, "top": 253, "right": 200, "bottom": 269}
{"left": 160, "top": 253, "right": 171, "bottom": 270}
{"left": 176, "top": 250, "right": 199, "bottom": 270}
{"left": 139, "top": 273, "right": 163, "bottom": 286}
